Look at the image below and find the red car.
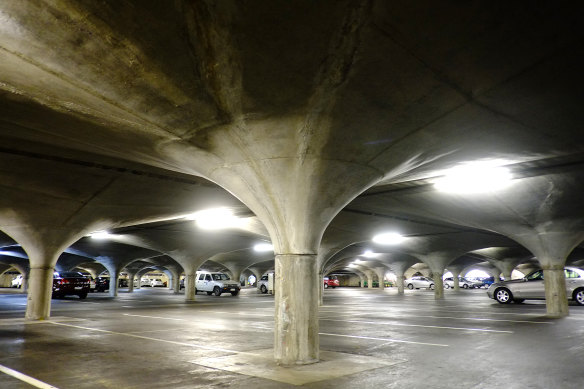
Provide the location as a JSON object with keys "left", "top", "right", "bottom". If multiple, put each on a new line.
{"left": 52, "top": 272, "right": 90, "bottom": 299}
{"left": 323, "top": 276, "right": 339, "bottom": 289}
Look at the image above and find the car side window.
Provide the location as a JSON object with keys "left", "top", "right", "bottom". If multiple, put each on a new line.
{"left": 526, "top": 270, "right": 544, "bottom": 281}
{"left": 198, "top": 274, "right": 205, "bottom": 281}
{"left": 205, "top": 274, "right": 212, "bottom": 281}
{"left": 565, "top": 269, "right": 580, "bottom": 279}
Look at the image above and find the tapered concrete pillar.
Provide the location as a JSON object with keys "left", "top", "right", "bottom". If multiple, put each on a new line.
{"left": 274, "top": 254, "right": 318, "bottom": 365}
{"left": 22, "top": 272, "right": 29, "bottom": 293}
{"left": 184, "top": 270, "right": 197, "bottom": 301}
{"left": 127, "top": 273, "right": 135, "bottom": 293}
{"left": 544, "top": 267, "right": 569, "bottom": 318}
{"left": 360, "top": 277, "right": 366, "bottom": 287}
{"left": 25, "top": 266, "right": 54, "bottom": 320}
{"left": 452, "top": 272, "right": 460, "bottom": 291}
{"left": 431, "top": 271, "right": 444, "bottom": 299}
{"left": 173, "top": 274, "right": 181, "bottom": 294}
{"left": 396, "top": 274, "right": 405, "bottom": 294}
{"left": 231, "top": 270, "right": 242, "bottom": 286}
{"left": 318, "top": 270, "right": 324, "bottom": 306}
{"left": 375, "top": 267, "right": 386, "bottom": 290}
{"left": 166, "top": 272, "right": 174, "bottom": 290}
{"left": 367, "top": 274, "right": 374, "bottom": 289}
{"left": 109, "top": 271, "right": 119, "bottom": 297}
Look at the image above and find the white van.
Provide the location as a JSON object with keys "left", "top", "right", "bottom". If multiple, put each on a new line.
{"left": 195, "top": 271, "right": 240, "bottom": 296}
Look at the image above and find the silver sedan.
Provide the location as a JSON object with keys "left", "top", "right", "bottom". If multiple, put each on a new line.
{"left": 487, "top": 267, "right": 584, "bottom": 305}
{"left": 405, "top": 276, "right": 435, "bottom": 290}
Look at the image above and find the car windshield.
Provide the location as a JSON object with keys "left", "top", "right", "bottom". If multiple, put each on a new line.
{"left": 212, "top": 273, "right": 230, "bottom": 281}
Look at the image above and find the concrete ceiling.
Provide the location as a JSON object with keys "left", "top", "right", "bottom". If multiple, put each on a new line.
{"left": 1, "top": 1, "right": 584, "bottom": 276}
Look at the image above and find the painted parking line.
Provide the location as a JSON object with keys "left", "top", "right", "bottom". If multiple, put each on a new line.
{"left": 123, "top": 313, "right": 184, "bottom": 321}
{"left": 319, "top": 332, "right": 448, "bottom": 347}
{"left": 46, "top": 321, "right": 257, "bottom": 356}
{"left": 0, "top": 363, "right": 60, "bottom": 389}
{"left": 320, "top": 318, "right": 513, "bottom": 333}
{"left": 320, "top": 313, "right": 551, "bottom": 324}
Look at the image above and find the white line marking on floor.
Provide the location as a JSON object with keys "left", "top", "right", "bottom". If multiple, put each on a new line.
{"left": 47, "top": 321, "right": 257, "bottom": 356}
{"left": 320, "top": 313, "right": 551, "bottom": 324}
{"left": 320, "top": 319, "right": 513, "bottom": 333}
{"left": 0, "top": 363, "right": 60, "bottom": 389}
{"left": 123, "top": 313, "right": 184, "bottom": 321}
{"left": 319, "top": 332, "right": 448, "bottom": 347}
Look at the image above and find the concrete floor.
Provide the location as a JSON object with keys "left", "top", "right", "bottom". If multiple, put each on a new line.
{"left": 1, "top": 287, "right": 583, "bottom": 388}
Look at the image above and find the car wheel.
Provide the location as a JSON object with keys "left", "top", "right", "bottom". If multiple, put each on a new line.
{"left": 444, "top": 284, "right": 450, "bottom": 289}
{"left": 206, "top": 291, "right": 213, "bottom": 295}
{"left": 324, "top": 283, "right": 328, "bottom": 289}
{"left": 495, "top": 288, "right": 513, "bottom": 304}
{"left": 78, "top": 292, "right": 87, "bottom": 299}
{"left": 260, "top": 285, "right": 267, "bottom": 294}
{"left": 429, "top": 284, "right": 435, "bottom": 290}
{"left": 213, "top": 286, "right": 222, "bottom": 296}
{"left": 407, "top": 284, "right": 414, "bottom": 289}
{"left": 513, "top": 298, "right": 525, "bottom": 303}
{"left": 231, "top": 291, "right": 239, "bottom": 296}
{"left": 463, "top": 284, "right": 469, "bottom": 289}
{"left": 573, "top": 288, "right": 584, "bottom": 305}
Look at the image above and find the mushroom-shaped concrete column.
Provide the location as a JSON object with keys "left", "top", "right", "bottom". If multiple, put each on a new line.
{"left": 375, "top": 267, "right": 387, "bottom": 290}
{"left": 514, "top": 231, "right": 584, "bottom": 318}
{"left": 5, "top": 227, "right": 81, "bottom": 320}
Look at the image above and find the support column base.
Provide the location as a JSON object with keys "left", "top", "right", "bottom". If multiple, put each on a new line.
{"left": 274, "top": 254, "right": 319, "bottom": 366}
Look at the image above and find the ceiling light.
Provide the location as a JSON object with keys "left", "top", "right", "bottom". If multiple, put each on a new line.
{"left": 362, "top": 250, "right": 377, "bottom": 258}
{"left": 88, "top": 231, "right": 111, "bottom": 240}
{"left": 189, "top": 208, "right": 244, "bottom": 230}
{"left": 433, "top": 161, "right": 513, "bottom": 194}
{"left": 254, "top": 243, "right": 274, "bottom": 252}
{"left": 372, "top": 232, "right": 406, "bottom": 245}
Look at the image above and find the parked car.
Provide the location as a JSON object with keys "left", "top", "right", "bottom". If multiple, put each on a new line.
{"left": 140, "top": 278, "right": 152, "bottom": 287}
{"left": 481, "top": 276, "right": 498, "bottom": 287}
{"left": 195, "top": 271, "right": 240, "bottom": 296}
{"left": 95, "top": 277, "right": 128, "bottom": 291}
{"left": 258, "top": 275, "right": 269, "bottom": 294}
{"left": 324, "top": 275, "right": 339, "bottom": 289}
{"left": 52, "top": 271, "right": 90, "bottom": 299}
{"left": 11, "top": 275, "right": 23, "bottom": 288}
{"left": 150, "top": 279, "right": 164, "bottom": 287}
{"left": 88, "top": 277, "right": 96, "bottom": 291}
{"left": 95, "top": 277, "right": 109, "bottom": 292}
{"left": 405, "top": 276, "right": 435, "bottom": 290}
{"left": 179, "top": 278, "right": 185, "bottom": 290}
{"left": 443, "top": 277, "right": 482, "bottom": 289}
{"left": 487, "top": 267, "right": 584, "bottom": 305}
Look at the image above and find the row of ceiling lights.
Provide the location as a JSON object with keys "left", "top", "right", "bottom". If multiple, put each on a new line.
{"left": 86, "top": 162, "right": 514, "bottom": 256}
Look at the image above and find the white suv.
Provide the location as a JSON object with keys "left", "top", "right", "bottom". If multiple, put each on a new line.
{"left": 11, "top": 275, "right": 23, "bottom": 288}
{"left": 195, "top": 271, "right": 240, "bottom": 296}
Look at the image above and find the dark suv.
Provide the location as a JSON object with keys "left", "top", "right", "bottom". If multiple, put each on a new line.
{"left": 52, "top": 272, "right": 90, "bottom": 299}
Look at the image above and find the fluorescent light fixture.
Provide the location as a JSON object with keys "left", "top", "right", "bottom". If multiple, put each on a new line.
{"left": 372, "top": 232, "right": 406, "bottom": 245}
{"left": 433, "top": 161, "right": 513, "bottom": 194}
{"left": 188, "top": 208, "right": 244, "bottom": 230}
{"left": 88, "top": 231, "right": 111, "bottom": 240}
{"left": 362, "top": 250, "right": 377, "bottom": 258}
{"left": 354, "top": 259, "right": 362, "bottom": 264}
{"left": 254, "top": 243, "right": 274, "bottom": 252}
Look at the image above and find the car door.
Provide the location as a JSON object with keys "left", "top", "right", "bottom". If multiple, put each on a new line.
{"left": 195, "top": 273, "right": 205, "bottom": 291}
{"left": 515, "top": 270, "right": 545, "bottom": 298}
{"left": 413, "top": 277, "right": 424, "bottom": 288}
